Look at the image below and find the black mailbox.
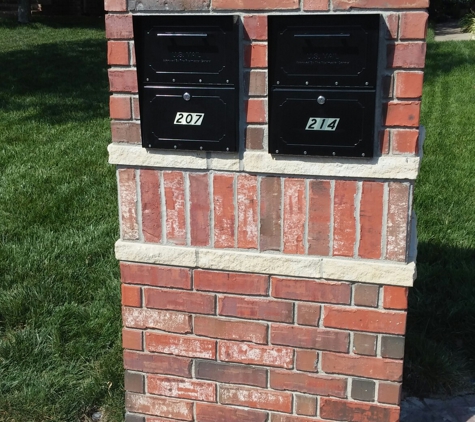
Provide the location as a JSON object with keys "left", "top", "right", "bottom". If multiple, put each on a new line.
{"left": 133, "top": 15, "right": 239, "bottom": 152}
{"left": 268, "top": 14, "right": 380, "bottom": 158}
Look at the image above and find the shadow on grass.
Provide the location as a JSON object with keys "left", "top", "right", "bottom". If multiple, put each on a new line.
{"left": 0, "top": 13, "right": 105, "bottom": 30}
{"left": 424, "top": 39, "right": 475, "bottom": 78}
{"left": 404, "top": 241, "right": 475, "bottom": 396}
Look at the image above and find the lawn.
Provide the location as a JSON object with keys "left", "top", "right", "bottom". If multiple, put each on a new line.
{"left": 0, "top": 16, "right": 123, "bottom": 421}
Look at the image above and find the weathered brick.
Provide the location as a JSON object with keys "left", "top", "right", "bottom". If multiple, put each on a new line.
{"left": 243, "top": 15, "right": 268, "bottom": 40}
{"left": 381, "top": 335, "right": 406, "bottom": 359}
{"left": 387, "top": 42, "right": 426, "bottom": 68}
{"left": 246, "top": 70, "right": 267, "bottom": 96}
{"left": 123, "top": 328, "right": 143, "bottom": 351}
{"left": 189, "top": 173, "right": 210, "bottom": 247}
{"left": 218, "top": 296, "right": 293, "bottom": 322}
{"left": 140, "top": 169, "right": 161, "bottom": 243}
{"left": 385, "top": 13, "right": 399, "bottom": 39}
{"left": 283, "top": 178, "right": 306, "bottom": 254}
{"left": 122, "top": 307, "right": 192, "bottom": 333}
{"left": 122, "top": 284, "right": 141, "bottom": 307}
{"left": 392, "top": 129, "right": 419, "bottom": 154}
{"left": 163, "top": 171, "right": 186, "bottom": 245}
{"left": 320, "top": 398, "right": 400, "bottom": 422}
{"left": 104, "top": 0, "right": 126, "bottom": 11}
{"left": 260, "top": 177, "right": 281, "bottom": 251}
{"left": 219, "top": 341, "right": 294, "bottom": 368}
{"left": 129, "top": 0, "right": 210, "bottom": 10}
{"left": 270, "top": 370, "right": 347, "bottom": 398}
{"left": 322, "top": 352, "right": 403, "bottom": 381}
{"left": 400, "top": 12, "right": 428, "bottom": 39}
{"left": 105, "top": 14, "right": 133, "bottom": 39}
{"left": 382, "top": 73, "right": 394, "bottom": 99}
{"left": 296, "top": 303, "right": 321, "bottom": 326}
{"left": 132, "top": 97, "right": 140, "bottom": 119}
{"left": 111, "top": 121, "right": 141, "bottom": 144}
{"left": 125, "top": 392, "right": 193, "bottom": 420}
{"left": 334, "top": 0, "right": 427, "bottom": 7}
{"left": 123, "top": 350, "right": 192, "bottom": 377}
{"left": 125, "top": 370, "right": 144, "bottom": 393}
{"left": 295, "top": 350, "right": 319, "bottom": 372}
{"left": 213, "top": 0, "right": 298, "bottom": 9}
{"left": 125, "top": 414, "right": 144, "bottom": 422}
{"left": 352, "top": 379, "right": 376, "bottom": 402}
{"left": 245, "top": 126, "right": 265, "bottom": 150}
{"left": 220, "top": 386, "right": 292, "bottom": 412}
{"left": 194, "top": 316, "right": 268, "bottom": 344}
{"left": 118, "top": 168, "right": 138, "bottom": 240}
{"left": 148, "top": 375, "right": 216, "bottom": 402}
{"left": 386, "top": 183, "right": 410, "bottom": 261}
{"left": 353, "top": 333, "right": 377, "bottom": 356}
{"left": 380, "top": 129, "right": 390, "bottom": 155}
{"left": 303, "top": 0, "right": 329, "bottom": 10}
{"left": 323, "top": 306, "right": 406, "bottom": 335}
{"left": 384, "top": 101, "right": 421, "bottom": 127}
{"left": 383, "top": 286, "right": 409, "bottom": 310}
{"left": 272, "top": 277, "right": 351, "bottom": 304}
{"left": 358, "top": 182, "right": 384, "bottom": 259}
{"left": 378, "top": 382, "right": 402, "bottom": 405}
{"left": 271, "top": 324, "right": 349, "bottom": 353}
{"left": 246, "top": 98, "right": 267, "bottom": 123}
{"left": 271, "top": 416, "right": 319, "bottom": 422}
{"left": 213, "top": 173, "right": 235, "bottom": 248}
{"left": 307, "top": 180, "right": 331, "bottom": 256}
{"left": 333, "top": 180, "right": 357, "bottom": 257}
{"left": 108, "top": 41, "right": 129, "bottom": 65}
{"left": 395, "top": 71, "right": 424, "bottom": 99}
{"left": 108, "top": 69, "right": 138, "bottom": 93}
{"left": 121, "top": 263, "right": 191, "bottom": 289}
{"left": 196, "top": 402, "right": 268, "bottom": 422}
{"left": 195, "top": 360, "right": 267, "bottom": 387}
{"left": 353, "top": 284, "right": 379, "bottom": 308}
{"left": 194, "top": 270, "right": 268, "bottom": 295}
{"left": 295, "top": 395, "right": 317, "bottom": 416}
{"left": 237, "top": 174, "right": 259, "bottom": 248}
{"left": 146, "top": 333, "right": 216, "bottom": 359}
{"left": 145, "top": 288, "right": 215, "bottom": 314}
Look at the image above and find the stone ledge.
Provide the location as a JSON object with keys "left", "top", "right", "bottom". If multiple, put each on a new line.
{"left": 115, "top": 240, "right": 416, "bottom": 286}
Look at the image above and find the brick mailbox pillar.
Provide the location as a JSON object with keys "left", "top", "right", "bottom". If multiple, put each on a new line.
{"left": 105, "top": 0, "right": 427, "bottom": 421}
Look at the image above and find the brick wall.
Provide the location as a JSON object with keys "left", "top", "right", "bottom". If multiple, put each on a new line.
{"left": 106, "top": 0, "right": 427, "bottom": 420}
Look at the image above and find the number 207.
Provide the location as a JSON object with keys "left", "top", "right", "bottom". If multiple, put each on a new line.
{"left": 305, "top": 117, "right": 340, "bottom": 131}
{"left": 174, "top": 112, "right": 204, "bottom": 126}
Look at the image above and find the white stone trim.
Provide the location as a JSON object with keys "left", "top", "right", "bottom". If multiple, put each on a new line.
{"left": 108, "top": 144, "right": 420, "bottom": 180}
{"left": 115, "top": 240, "right": 416, "bottom": 286}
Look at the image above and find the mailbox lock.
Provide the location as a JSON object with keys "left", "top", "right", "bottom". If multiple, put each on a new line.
{"left": 317, "top": 96, "right": 326, "bottom": 105}
{"left": 183, "top": 92, "right": 191, "bottom": 101}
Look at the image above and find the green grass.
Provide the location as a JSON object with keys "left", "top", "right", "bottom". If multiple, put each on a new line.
{"left": 0, "top": 15, "right": 123, "bottom": 421}
{"left": 404, "top": 28, "right": 475, "bottom": 396}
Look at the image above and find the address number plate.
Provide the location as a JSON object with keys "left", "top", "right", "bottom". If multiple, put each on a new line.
{"left": 305, "top": 117, "right": 340, "bottom": 131}
{"left": 174, "top": 112, "right": 205, "bottom": 126}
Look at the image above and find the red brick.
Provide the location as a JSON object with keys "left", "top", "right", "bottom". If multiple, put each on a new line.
{"left": 148, "top": 375, "right": 215, "bottom": 402}
{"left": 271, "top": 416, "right": 320, "bottom": 422}
{"left": 271, "top": 324, "right": 349, "bottom": 353}
{"left": 260, "top": 177, "right": 281, "bottom": 251}
{"left": 386, "top": 182, "right": 410, "bottom": 261}
{"left": 123, "top": 328, "right": 143, "bottom": 350}
{"left": 358, "top": 182, "right": 384, "bottom": 259}
{"left": 196, "top": 360, "right": 267, "bottom": 387}
{"left": 295, "top": 395, "right": 317, "bottom": 416}
{"left": 118, "top": 168, "right": 138, "bottom": 240}
{"left": 400, "top": 12, "right": 428, "bottom": 39}
{"left": 145, "top": 288, "right": 215, "bottom": 314}
{"left": 121, "top": 263, "right": 191, "bottom": 289}
{"left": 245, "top": 126, "right": 265, "bottom": 150}
{"left": 385, "top": 14, "right": 399, "bottom": 39}
{"left": 122, "top": 307, "right": 192, "bottom": 333}
{"left": 380, "top": 129, "right": 390, "bottom": 155}
{"left": 111, "top": 121, "right": 141, "bottom": 143}
{"left": 194, "top": 270, "right": 268, "bottom": 295}
{"left": 104, "top": 0, "right": 126, "bottom": 11}
{"left": 132, "top": 97, "right": 140, "bottom": 119}
{"left": 163, "top": 171, "right": 186, "bottom": 245}
{"left": 131, "top": 42, "right": 136, "bottom": 66}
{"left": 140, "top": 169, "right": 161, "bottom": 243}
{"left": 387, "top": 42, "right": 426, "bottom": 68}
{"left": 194, "top": 316, "right": 268, "bottom": 344}
{"left": 333, "top": 0, "right": 427, "bottom": 8}
{"left": 322, "top": 353, "right": 403, "bottom": 381}
{"left": 246, "top": 98, "right": 267, "bottom": 123}
{"left": 237, "top": 174, "right": 258, "bottom": 248}
{"left": 245, "top": 44, "right": 267, "bottom": 68}
{"left": 395, "top": 71, "right": 424, "bottom": 99}
{"left": 378, "top": 382, "right": 402, "bottom": 405}
{"left": 146, "top": 333, "right": 216, "bottom": 359}
{"left": 213, "top": 0, "right": 298, "bottom": 9}
{"left": 333, "top": 180, "right": 357, "bottom": 257}
{"left": 295, "top": 350, "right": 319, "bottom": 372}
{"left": 272, "top": 277, "right": 351, "bottom": 304}
{"left": 219, "top": 296, "right": 293, "bottom": 323}
{"left": 125, "top": 392, "right": 193, "bottom": 420}
{"left": 270, "top": 370, "right": 347, "bottom": 398}
{"left": 110, "top": 95, "right": 131, "bottom": 120}
{"left": 105, "top": 14, "right": 133, "bottom": 39}
{"left": 297, "top": 303, "right": 321, "bottom": 326}
{"left": 307, "top": 180, "right": 331, "bottom": 256}
{"left": 107, "top": 40, "right": 129, "bottom": 65}
{"left": 108, "top": 69, "right": 138, "bottom": 93}
{"left": 303, "top": 0, "right": 329, "bottom": 9}
{"left": 213, "top": 174, "right": 235, "bottom": 248}
{"left": 220, "top": 386, "right": 292, "bottom": 413}
{"left": 122, "top": 285, "right": 141, "bottom": 307}
{"left": 189, "top": 173, "right": 210, "bottom": 247}
{"left": 320, "top": 398, "right": 400, "bottom": 422}
{"left": 246, "top": 70, "right": 267, "bottom": 96}
{"left": 384, "top": 101, "right": 421, "bottom": 127}
{"left": 383, "top": 286, "right": 409, "bottom": 310}
{"left": 196, "top": 403, "right": 268, "bottom": 422}
{"left": 323, "top": 306, "right": 406, "bottom": 335}
{"left": 219, "top": 341, "right": 294, "bottom": 368}
{"left": 123, "top": 350, "right": 192, "bottom": 377}
{"left": 243, "top": 15, "right": 268, "bottom": 40}
{"left": 283, "top": 178, "right": 306, "bottom": 254}
{"left": 392, "top": 129, "right": 419, "bottom": 154}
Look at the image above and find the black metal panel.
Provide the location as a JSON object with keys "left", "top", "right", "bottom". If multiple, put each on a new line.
{"left": 269, "top": 88, "right": 375, "bottom": 157}
{"left": 269, "top": 14, "right": 380, "bottom": 88}
{"left": 141, "top": 86, "right": 237, "bottom": 152}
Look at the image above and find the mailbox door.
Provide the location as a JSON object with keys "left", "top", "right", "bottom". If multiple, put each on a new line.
{"left": 141, "top": 86, "right": 237, "bottom": 152}
{"left": 269, "top": 89, "right": 376, "bottom": 157}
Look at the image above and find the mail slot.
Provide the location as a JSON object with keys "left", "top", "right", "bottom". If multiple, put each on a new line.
{"left": 133, "top": 15, "right": 239, "bottom": 152}
{"left": 268, "top": 14, "right": 380, "bottom": 158}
